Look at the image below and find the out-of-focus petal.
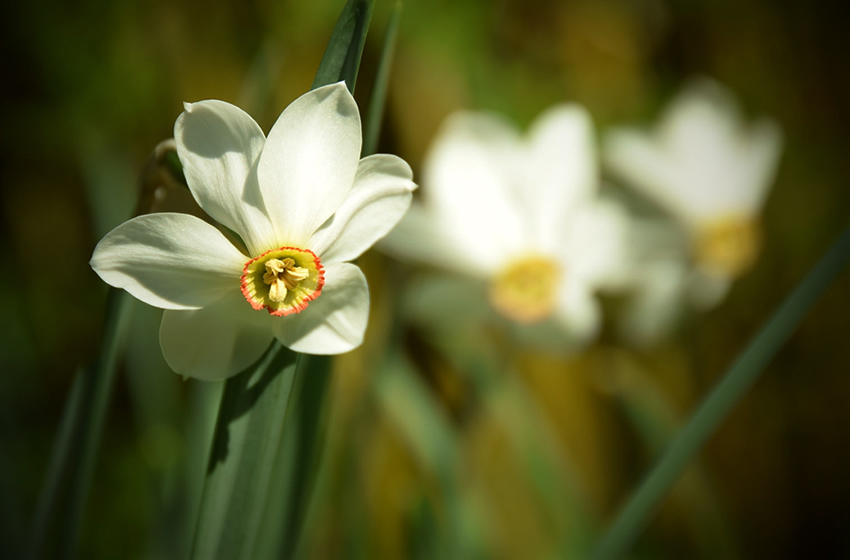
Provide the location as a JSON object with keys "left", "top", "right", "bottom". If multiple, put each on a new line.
{"left": 606, "top": 78, "right": 782, "bottom": 227}
{"left": 90, "top": 213, "right": 246, "bottom": 310}
{"left": 555, "top": 281, "right": 602, "bottom": 342}
{"left": 175, "top": 100, "right": 277, "bottom": 255}
{"left": 522, "top": 104, "right": 598, "bottom": 251}
{"left": 736, "top": 118, "right": 783, "bottom": 214}
{"left": 563, "top": 198, "right": 633, "bottom": 289}
{"left": 272, "top": 262, "right": 368, "bottom": 354}
{"left": 258, "top": 82, "right": 362, "bottom": 246}
{"left": 160, "top": 293, "right": 274, "bottom": 380}
{"left": 619, "top": 256, "right": 688, "bottom": 347}
{"left": 423, "top": 111, "right": 527, "bottom": 268}
{"left": 379, "top": 205, "right": 492, "bottom": 277}
{"left": 310, "top": 154, "right": 416, "bottom": 263}
{"left": 603, "top": 128, "right": 696, "bottom": 223}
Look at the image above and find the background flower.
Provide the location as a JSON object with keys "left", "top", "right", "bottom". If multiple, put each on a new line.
{"left": 603, "top": 78, "right": 783, "bottom": 291}
{"left": 383, "top": 105, "right": 631, "bottom": 349}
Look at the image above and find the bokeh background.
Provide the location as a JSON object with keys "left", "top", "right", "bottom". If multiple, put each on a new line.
{"left": 1, "top": 0, "right": 849, "bottom": 558}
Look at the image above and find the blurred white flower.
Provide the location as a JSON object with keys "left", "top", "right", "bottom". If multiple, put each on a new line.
{"left": 604, "top": 78, "right": 782, "bottom": 290}
{"left": 382, "top": 105, "right": 630, "bottom": 348}
{"left": 91, "top": 82, "right": 416, "bottom": 380}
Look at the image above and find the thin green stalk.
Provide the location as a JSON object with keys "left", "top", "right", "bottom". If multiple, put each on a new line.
{"left": 592, "top": 226, "right": 850, "bottom": 560}
{"left": 362, "top": 1, "right": 403, "bottom": 157}
{"left": 25, "top": 368, "right": 86, "bottom": 560}
{"left": 61, "top": 289, "right": 135, "bottom": 560}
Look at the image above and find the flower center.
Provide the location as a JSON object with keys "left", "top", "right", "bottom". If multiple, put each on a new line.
{"left": 489, "top": 256, "right": 561, "bottom": 324}
{"left": 241, "top": 247, "right": 325, "bottom": 316}
{"left": 695, "top": 216, "right": 761, "bottom": 278}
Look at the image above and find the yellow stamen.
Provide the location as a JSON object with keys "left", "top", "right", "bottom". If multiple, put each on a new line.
{"left": 489, "top": 256, "right": 561, "bottom": 323}
{"left": 263, "top": 258, "right": 310, "bottom": 302}
{"left": 695, "top": 216, "right": 761, "bottom": 278}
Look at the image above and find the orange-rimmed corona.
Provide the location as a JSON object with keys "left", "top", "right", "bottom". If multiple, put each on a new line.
{"left": 241, "top": 246, "right": 325, "bottom": 316}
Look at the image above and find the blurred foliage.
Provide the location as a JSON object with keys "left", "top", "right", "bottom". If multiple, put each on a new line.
{"left": 1, "top": 0, "right": 848, "bottom": 558}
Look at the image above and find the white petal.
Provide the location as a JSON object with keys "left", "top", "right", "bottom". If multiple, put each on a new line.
{"left": 310, "top": 154, "right": 417, "bottom": 263}
{"left": 603, "top": 128, "right": 697, "bottom": 224}
{"left": 160, "top": 293, "right": 275, "bottom": 381}
{"left": 258, "top": 82, "right": 362, "bottom": 245}
{"left": 552, "top": 281, "right": 602, "bottom": 343}
{"left": 562, "top": 198, "right": 632, "bottom": 289}
{"left": 522, "top": 104, "right": 598, "bottom": 250}
{"left": 90, "top": 213, "right": 246, "bottom": 310}
{"left": 422, "top": 111, "right": 528, "bottom": 269}
{"left": 619, "top": 256, "right": 688, "bottom": 347}
{"left": 272, "top": 262, "right": 368, "bottom": 354}
{"left": 378, "top": 205, "right": 491, "bottom": 277}
{"left": 735, "top": 118, "right": 782, "bottom": 214}
{"left": 175, "top": 100, "right": 277, "bottom": 254}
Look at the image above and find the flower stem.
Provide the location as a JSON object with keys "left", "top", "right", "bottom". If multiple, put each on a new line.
{"left": 362, "top": 1, "right": 403, "bottom": 157}
{"left": 591, "top": 226, "right": 850, "bottom": 560}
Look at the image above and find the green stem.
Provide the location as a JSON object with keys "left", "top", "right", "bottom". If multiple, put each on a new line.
{"left": 25, "top": 368, "right": 86, "bottom": 560}
{"left": 362, "top": 1, "right": 403, "bottom": 157}
{"left": 591, "top": 226, "right": 850, "bottom": 560}
{"left": 59, "top": 289, "right": 134, "bottom": 560}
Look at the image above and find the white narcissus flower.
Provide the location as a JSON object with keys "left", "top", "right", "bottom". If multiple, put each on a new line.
{"left": 90, "top": 82, "right": 417, "bottom": 381}
{"left": 603, "top": 78, "right": 782, "bottom": 284}
{"left": 381, "top": 105, "right": 630, "bottom": 347}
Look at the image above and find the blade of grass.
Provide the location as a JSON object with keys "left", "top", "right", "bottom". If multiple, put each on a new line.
{"left": 24, "top": 367, "right": 85, "bottom": 560}
{"left": 312, "top": 0, "right": 375, "bottom": 92}
{"left": 362, "top": 1, "right": 403, "bottom": 157}
{"left": 591, "top": 226, "right": 850, "bottom": 560}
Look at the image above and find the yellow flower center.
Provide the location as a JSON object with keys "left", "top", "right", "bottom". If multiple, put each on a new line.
{"left": 489, "top": 256, "right": 561, "bottom": 324}
{"left": 241, "top": 247, "right": 324, "bottom": 316}
{"left": 695, "top": 216, "right": 761, "bottom": 278}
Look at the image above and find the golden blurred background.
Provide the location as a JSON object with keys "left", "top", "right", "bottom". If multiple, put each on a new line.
{"left": 1, "top": 0, "right": 849, "bottom": 558}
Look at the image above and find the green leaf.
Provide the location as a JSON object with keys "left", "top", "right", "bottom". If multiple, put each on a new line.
{"left": 190, "top": 344, "right": 300, "bottom": 560}
{"left": 312, "top": 0, "right": 375, "bottom": 92}
{"left": 253, "top": 354, "right": 333, "bottom": 560}
{"left": 591, "top": 226, "right": 850, "bottom": 560}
